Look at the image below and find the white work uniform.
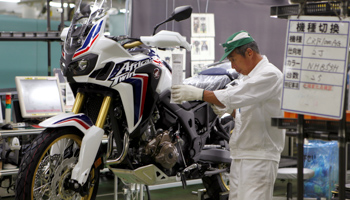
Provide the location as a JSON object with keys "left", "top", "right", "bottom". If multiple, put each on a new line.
{"left": 214, "top": 56, "right": 285, "bottom": 200}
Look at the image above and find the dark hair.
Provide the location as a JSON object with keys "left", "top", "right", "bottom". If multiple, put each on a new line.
{"left": 234, "top": 41, "right": 260, "bottom": 57}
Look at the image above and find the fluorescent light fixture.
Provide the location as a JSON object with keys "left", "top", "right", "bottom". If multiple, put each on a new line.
{"left": 119, "top": 8, "right": 126, "bottom": 13}
{"left": 0, "top": 0, "right": 20, "bottom": 2}
{"left": 49, "top": 2, "right": 75, "bottom": 8}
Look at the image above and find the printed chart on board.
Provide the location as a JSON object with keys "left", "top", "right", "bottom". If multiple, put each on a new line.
{"left": 281, "top": 16, "right": 350, "bottom": 119}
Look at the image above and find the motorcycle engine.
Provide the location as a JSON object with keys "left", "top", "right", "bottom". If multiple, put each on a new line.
{"left": 144, "top": 130, "right": 179, "bottom": 169}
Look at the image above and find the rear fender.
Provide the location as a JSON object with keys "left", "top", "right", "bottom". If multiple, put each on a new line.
{"left": 199, "top": 148, "right": 231, "bottom": 164}
{"left": 39, "top": 113, "right": 94, "bottom": 134}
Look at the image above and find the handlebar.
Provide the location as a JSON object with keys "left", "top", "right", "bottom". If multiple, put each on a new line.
{"left": 123, "top": 41, "right": 143, "bottom": 49}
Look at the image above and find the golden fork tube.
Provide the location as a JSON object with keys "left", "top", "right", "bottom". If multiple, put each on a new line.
{"left": 71, "top": 92, "right": 85, "bottom": 114}
{"left": 95, "top": 96, "right": 112, "bottom": 128}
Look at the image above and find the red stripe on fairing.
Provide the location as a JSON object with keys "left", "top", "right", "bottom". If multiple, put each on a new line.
{"left": 56, "top": 118, "right": 90, "bottom": 129}
{"left": 73, "top": 33, "right": 99, "bottom": 58}
{"left": 134, "top": 75, "right": 149, "bottom": 118}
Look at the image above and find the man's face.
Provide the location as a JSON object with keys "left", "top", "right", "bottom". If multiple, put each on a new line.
{"left": 227, "top": 48, "right": 254, "bottom": 75}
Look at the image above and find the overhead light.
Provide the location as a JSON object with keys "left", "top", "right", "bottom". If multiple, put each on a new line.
{"left": 0, "top": 0, "right": 20, "bottom": 2}
{"left": 49, "top": 2, "right": 75, "bottom": 8}
{"left": 119, "top": 8, "right": 130, "bottom": 14}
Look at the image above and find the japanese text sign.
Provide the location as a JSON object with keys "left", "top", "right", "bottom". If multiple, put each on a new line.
{"left": 281, "top": 16, "right": 350, "bottom": 119}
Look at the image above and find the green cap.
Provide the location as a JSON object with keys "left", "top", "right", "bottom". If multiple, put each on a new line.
{"left": 219, "top": 30, "right": 255, "bottom": 62}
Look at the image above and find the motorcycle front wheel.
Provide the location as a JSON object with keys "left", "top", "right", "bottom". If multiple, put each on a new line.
{"left": 15, "top": 127, "right": 101, "bottom": 200}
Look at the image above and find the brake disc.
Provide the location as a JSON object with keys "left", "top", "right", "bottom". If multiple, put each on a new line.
{"left": 50, "top": 157, "right": 79, "bottom": 200}
{"left": 33, "top": 154, "right": 61, "bottom": 199}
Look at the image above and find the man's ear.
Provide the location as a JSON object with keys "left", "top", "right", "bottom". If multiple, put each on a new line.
{"left": 246, "top": 48, "right": 253, "bottom": 57}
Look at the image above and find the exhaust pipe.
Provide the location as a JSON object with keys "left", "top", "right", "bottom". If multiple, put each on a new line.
{"left": 106, "top": 132, "right": 129, "bottom": 165}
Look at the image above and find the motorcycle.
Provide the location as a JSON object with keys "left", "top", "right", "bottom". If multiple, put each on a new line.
{"left": 15, "top": 0, "right": 238, "bottom": 199}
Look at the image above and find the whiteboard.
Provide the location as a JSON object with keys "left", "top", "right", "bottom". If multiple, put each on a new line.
{"left": 281, "top": 16, "right": 350, "bottom": 119}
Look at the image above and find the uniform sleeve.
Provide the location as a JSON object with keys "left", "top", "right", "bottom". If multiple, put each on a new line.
{"left": 214, "top": 70, "right": 283, "bottom": 110}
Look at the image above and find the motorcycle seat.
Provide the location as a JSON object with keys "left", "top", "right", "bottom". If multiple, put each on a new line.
{"left": 183, "top": 62, "right": 239, "bottom": 91}
{"left": 199, "top": 67, "right": 238, "bottom": 81}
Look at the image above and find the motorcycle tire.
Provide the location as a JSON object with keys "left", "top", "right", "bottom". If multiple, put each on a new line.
{"left": 202, "top": 166, "right": 230, "bottom": 199}
{"left": 15, "top": 127, "right": 101, "bottom": 200}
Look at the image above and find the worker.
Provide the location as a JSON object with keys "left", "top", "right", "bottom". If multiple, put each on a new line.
{"left": 171, "top": 30, "right": 285, "bottom": 200}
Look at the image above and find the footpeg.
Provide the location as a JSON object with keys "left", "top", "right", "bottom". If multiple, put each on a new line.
{"left": 182, "top": 163, "right": 200, "bottom": 173}
{"left": 178, "top": 163, "right": 201, "bottom": 189}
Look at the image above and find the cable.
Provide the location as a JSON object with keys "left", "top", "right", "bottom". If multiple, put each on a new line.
{"left": 205, "top": 0, "right": 209, "bottom": 13}
{"left": 145, "top": 185, "right": 151, "bottom": 200}
{"left": 172, "top": 0, "right": 175, "bottom": 31}
{"left": 165, "top": 0, "right": 168, "bottom": 30}
{"left": 197, "top": 0, "right": 200, "bottom": 13}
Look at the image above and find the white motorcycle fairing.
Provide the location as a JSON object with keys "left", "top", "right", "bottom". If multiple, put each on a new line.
{"left": 39, "top": 113, "right": 104, "bottom": 185}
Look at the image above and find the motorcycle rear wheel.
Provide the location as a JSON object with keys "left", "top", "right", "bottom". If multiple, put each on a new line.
{"left": 15, "top": 127, "right": 101, "bottom": 200}
{"left": 202, "top": 164, "right": 230, "bottom": 199}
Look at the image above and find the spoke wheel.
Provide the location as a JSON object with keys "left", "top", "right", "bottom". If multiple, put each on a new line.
{"left": 15, "top": 127, "right": 100, "bottom": 200}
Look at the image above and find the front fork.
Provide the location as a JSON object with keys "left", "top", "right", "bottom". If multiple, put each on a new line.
{"left": 70, "top": 92, "right": 111, "bottom": 185}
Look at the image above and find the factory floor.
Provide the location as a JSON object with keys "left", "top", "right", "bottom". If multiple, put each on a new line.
{"left": 1, "top": 170, "right": 302, "bottom": 200}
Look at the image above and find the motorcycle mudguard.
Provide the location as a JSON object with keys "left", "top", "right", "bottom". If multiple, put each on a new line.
{"left": 199, "top": 148, "right": 232, "bottom": 164}
{"left": 71, "top": 125, "right": 104, "bottom": 184}
{"left": 39, "top": 112, "right": 94, "bottom": 133}
{"left": 39, "top": 112, "right": 104, "bottom": 185}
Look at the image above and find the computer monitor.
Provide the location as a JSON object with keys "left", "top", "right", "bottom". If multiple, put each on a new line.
{"left": 15, "top": 76, "right": 65, "bottom": 118}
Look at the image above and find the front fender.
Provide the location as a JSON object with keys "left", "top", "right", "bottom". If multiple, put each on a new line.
{"left": 39, "top": 112, "right": 94, "bottom": 134}
{"left": 40, "top": 112, "right": 105, "bottom": 184}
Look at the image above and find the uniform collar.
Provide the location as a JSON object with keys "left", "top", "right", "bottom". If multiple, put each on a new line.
{"left": 243, "top": 55, "right": 268, "bottom": 80}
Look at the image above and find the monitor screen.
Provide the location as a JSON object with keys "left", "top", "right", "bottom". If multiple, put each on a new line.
{"left": 15, "top": 76, "right": 65, "bottom": 118}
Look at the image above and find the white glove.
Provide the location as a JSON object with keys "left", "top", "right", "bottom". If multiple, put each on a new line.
{"left": 210, "top": 104, "right": 234, "bottom": 117}
{"left": 210, "top": 104, "right": 227, "bottom": 117}
{"left": 171, "top": 85, "right": 204, "bottom": 103}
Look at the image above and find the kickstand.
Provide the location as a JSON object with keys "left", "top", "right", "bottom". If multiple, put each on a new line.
{"left": 180, "top": 173, "right": 187, "bottom": 189}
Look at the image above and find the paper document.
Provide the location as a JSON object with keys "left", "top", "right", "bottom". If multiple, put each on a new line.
{"left": 171, "top": 53, "right": 184, "bottom": 103}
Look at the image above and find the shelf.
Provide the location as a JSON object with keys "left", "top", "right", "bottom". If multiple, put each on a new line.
{"left": 270, "top": 1, "right": 350, "bottom": 19}
{"left": 272, "top": 117, "right": 350, "bottom": 132}
{"left": 0, "top": 128, "right": 44, "bottom": 139}
{"left": 0, "top": 31, "right": 61, "bottom": 41}
{"left": 272, "top": 117, "right": 350, "bottom": 141}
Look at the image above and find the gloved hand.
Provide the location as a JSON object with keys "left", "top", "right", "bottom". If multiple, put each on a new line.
{"left": 210, "top": 104, "right": 234, "bottom": 117}
{"left": 210, "top": 104, "right": 227, "bottom": 117}
{"left": 171, "top": 85, "right": 204, "bottom": 103}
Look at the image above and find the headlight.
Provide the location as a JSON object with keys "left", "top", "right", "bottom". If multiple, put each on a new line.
{"left": 67, "top": 54, "right": 98, "bottom": 76}
{"left": 78, "top": 60, "right": 88, "bottom": 71}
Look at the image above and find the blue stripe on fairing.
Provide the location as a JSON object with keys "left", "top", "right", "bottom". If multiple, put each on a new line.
{"left": 54, "top": 115, "right": 93, "bottom": 126}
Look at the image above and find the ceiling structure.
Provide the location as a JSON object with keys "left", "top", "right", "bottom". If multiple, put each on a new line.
{"left": 0, "top": 0, "right": 126, "bottom": 21}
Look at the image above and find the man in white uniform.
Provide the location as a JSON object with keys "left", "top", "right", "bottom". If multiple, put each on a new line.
{"left": 171, "top": 30, "right": 285, "bottom": 200}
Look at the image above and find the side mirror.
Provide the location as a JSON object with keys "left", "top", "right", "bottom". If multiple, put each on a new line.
{"left": 153, "top": 5, "right": 192, "bottom": 35}
{"left": 171, "top": 5, "right": 193, "bottom": 22}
